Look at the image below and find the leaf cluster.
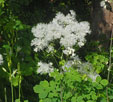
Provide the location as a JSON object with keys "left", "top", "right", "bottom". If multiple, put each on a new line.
{"left": 33, "top": 68, "right": 109, "bottom": 102}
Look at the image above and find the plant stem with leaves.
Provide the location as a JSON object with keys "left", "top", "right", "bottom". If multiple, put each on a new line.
{"left": 7, "top": 52, "right": 14, "bottom": 102}
{"left": 17, "top": 62, "right": 21, "bottom": 101}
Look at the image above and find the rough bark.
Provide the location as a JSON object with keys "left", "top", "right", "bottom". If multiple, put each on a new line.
{"left": 91, "top": 0, "right": 113, "bottom": 49}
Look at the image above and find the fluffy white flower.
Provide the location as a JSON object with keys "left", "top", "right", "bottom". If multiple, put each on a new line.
{"left": 37, "top": 61, "right": 54, "bottom": 74}
{"left": 63, "top": 47, "right": 75, "bottom": 56}
{"left": 62, "top": 60, "right": 74, "bottom": 71}
{"left": 0, "top": 54, "right": 3, "bottom": 65}
{"left": 31, "top": 10, "right": 90, "bottom": 52}
{"left": 31, "top": 38, "right": 48, "bottom": 52}
{"left": 62, "top": 55, "right": 81, "bottom": 71}
{"left": 60, "top": 33, "right": 77, "bottom": 48}
{"left": 77, "top": 62, "right": 99, "bottom": 82}
{"left": 62, "top": 56, "right": 99, "bottom": 82}
{"left": 31, "top": 23, "right": 47, "bottom": 38}
{"left": 72, "top": 55, "right": 81, "bottom": 64}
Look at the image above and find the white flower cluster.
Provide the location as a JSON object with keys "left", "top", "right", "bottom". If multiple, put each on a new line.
{"left": 31, "top": 10, "right": 91, "bottom": 52}
{"left": 37, "top": 61, "right": 54, "bottom": 74}
{"left": 0, "top": 54, "right": 3, "bottom": 65}
{"left": 62, "top": 54, "right": 81, "bottom": 70}
{"left": 62, "top": 55, "right": 99, "bottom": 82}
{"left": 62, "top": 55, "right": 81, "bottom": 71}
{"left": 78, "top": 62, "right": 100, "bottom": 81}
{"left": 63, "top": 47, "right": 75, "bottom": 56}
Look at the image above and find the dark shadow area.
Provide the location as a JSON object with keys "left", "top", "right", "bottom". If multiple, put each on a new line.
{"left": 8, "top": 0, "right": 91, "bottom": 25}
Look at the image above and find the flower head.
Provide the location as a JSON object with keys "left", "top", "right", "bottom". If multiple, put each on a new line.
{"left": 37, "top": 61, "right": 54, "bottom": 74}
{"left": 31, "top": 10, "right": 90, "bottom": 52}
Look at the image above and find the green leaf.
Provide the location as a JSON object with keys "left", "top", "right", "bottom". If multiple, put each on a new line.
{"left": 33, "top": 85, "right": 43, "bottom": 94}
{"left": 96, "top": 76, "right": 101, "bottom": 83}
{"left": 64, "top": 92, "right": 72, "bottom": 99}
{"left": 52, "top": 91, "right": 58, "bottom": 97}
{"left": 48, "top": 92, "right": 54, "bottom": 98}
{"left": 43, "top": 98, "right": 52, "bottom": 102}
{"left": 59, "top": 60, "right": 65, "bottom": 66}
{"left": 91, "top": 92, "right": 97, "bottom": 100}
{"left": 3, "top": 45, "right": 10, "bottom": 49}
{"left": 77, "top": 96, "right": 84, "bottom": 102}
{"left": 75, "top": 75, "right": 81, "bottom": 82}
{"left": 0, "top": 0, "right": 5, "bottom": 7}
{"left": 83, "top": 94, "right": 90, "bottom": 100}
{"left": 15, "top": 99, "right": 20, "bottom": 102}
{"left": 51, "top": 98, "right": 57, "bottom": 102}
{"left": 92, "top": 82, "right": 103, "bottom": 89}
{"left": 100, "top": 79, "right": 108, "bottom": 86}
{"left": 50, "top": 81, "right": 56, "bottom": 90}
{"left": 71, "top": 97, "right": 77, "bottom": 102}
{"left": 24, "top": 100, "right": 29, "bottom": 102}
{"left": 40, "top": 80, "right": 49, "bottom": 88}
{"left": 39, "top": 91, "right": 48, "bottom": 98}
{"left": 12, "top": 76, "right": 19, "bottom": 87}
{"left": 87, "top": 100, "right": 92, "bottom": 102}
{"left": 109, "top": 96, "right": 113, "bottom": 99}
{"left": 96, "top": 84, "right": 103, "bottom": 89}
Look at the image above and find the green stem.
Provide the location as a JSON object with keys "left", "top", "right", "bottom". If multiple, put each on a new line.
{"left": 18, "top": 62, "right": 21, "bottom": 101}
{"left": 4, "top": 87, "right": 7, "bottom": 102}
{"left": 8, "top": 53, "right": 14, "bottom": 102}
{"left": 19, "top": 77, "right": 21, "bottom": 101}
{"left": 11, "top": 80, "right": 14, "bottom": 102}
{"left": 60, "top": 83, "right": 63, "bottom": 102}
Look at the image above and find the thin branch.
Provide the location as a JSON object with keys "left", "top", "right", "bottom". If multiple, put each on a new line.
{"left": 106, "top": 24, "right": 113, "bottom": 102}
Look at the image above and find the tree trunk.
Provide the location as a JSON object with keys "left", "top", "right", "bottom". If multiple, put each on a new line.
{"left": 91, "top": 0, "right": 113, "bottom": 49}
